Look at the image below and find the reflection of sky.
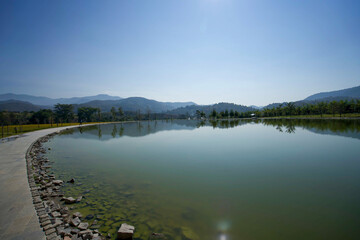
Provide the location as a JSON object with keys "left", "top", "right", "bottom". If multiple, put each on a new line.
{"left": 49, "top": 119, "right": 360, "bottom": 240}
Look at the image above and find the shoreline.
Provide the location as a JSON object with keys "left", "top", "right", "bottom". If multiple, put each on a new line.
{"left": 0, "top": 123, "right": 114, "bottom": 240}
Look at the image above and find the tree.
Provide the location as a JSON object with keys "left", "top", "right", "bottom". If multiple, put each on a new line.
{"left": 328, "top": 101, "right": 337, "bottom": 116}
{"left": 229, "top": 109, "right": 235, "bottom": 118}
{"left": 110, "top": 107, "right": 117, "bottom": 121}
{"left": 30, "top": 109, "right": 54, "bottom": 124}
{"left": 285, "top": 102, "right": 295, "bottom": 116}
{"left": 317, "top": 102, "right": 327, "bottom": 117}
{"left": 118, "top": 107, "right": 124, "bottom": 120}
{"left": 54, "top": 104, "right": 74, "bottom": 123}
{"left": 96, "top": 108, "right": 101, "bottom": 121}
{"left": 196, "top": 110, "right": 201, "bottom": 119}
{"left": 234, "top": 111, "right": 240, "bottom": 118}
{"left": 210, "top": 109, "right": 217, "bottom": 119}
{"left": 78, "top": 107, "right": 97, "bottom": 122}
{"left": 337, "top": 100, "right": 346, "bottom": 117}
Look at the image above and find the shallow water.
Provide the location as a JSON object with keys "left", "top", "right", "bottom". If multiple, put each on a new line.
{"left": 44, "top": 119, "right": 360, "bottom": 240}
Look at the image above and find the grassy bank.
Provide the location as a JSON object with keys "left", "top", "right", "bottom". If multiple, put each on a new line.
{"left": 259, "top": 113, "right": 360, "bottom": 119}
{"left": 0, "top": 122, "right": 107, "bottom": 138}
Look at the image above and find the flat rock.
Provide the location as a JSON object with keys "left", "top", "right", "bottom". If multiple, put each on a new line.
{"left": 52, "top": 180, "right": 63, "bottom": 185}
{"left": 51, "top": 211, "right": 61, "bottom": 218}
{"left": 70, "top": 217, "right": 81, "bottom": 227}
{"left": 78, "top": 222, "right": 89, "bottom": 230}
{"left": 118, "top": 223, "right": 135, "bottom": 239}
{"left": 73, "top": 212, "right": 83, "bottom": 218}
{"left": 63, "top": 197, "right": 76, "bottom": 204}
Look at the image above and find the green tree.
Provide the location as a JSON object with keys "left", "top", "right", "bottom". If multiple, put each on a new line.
{"left": 196, "top": 110, "right": 201, "bottom": 119}
{"left": 317, "top": 102, "right": 327, "bottom": 117}
{"left": 229, "top": 109, "right": 235, "bottom": 118}
{"left": 285, "top": 102, "right": 295, "bottom": 116}
{"left": 54, "top": 104, "right": 74, "bottom": 123}
{"left": 118, "top": 107, "right": 124, "bottom": 120}
{"left": 328, "top": 101, "right": 337, "bottom": 116}
{"left": 96, "top": 108, "right": 101, "bottom": 121}
{"left": 210, "top": 109, "right": 217, "bottom": 119}
{"left": 110, "top": 107, "right": 117, "bottom": 121}
{"left": 78, "top": 107, "right": 97, "bottom": 122}
{"left": 337, "top": 100, "right": 346, "bottom": 117}
{"left": 30, "top": 109, "right": 54, "bottom": 124}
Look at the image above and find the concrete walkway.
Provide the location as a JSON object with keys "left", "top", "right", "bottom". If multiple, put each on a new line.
{"left": 0, "top": 125, "right": 91, "bottom": 240}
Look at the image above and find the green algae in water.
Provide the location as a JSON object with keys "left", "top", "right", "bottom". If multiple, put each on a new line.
{"left": 44, "top": 120, "right": 360, "bottom": 240}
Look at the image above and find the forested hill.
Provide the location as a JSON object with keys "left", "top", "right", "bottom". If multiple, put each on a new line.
{"left": 305, "top": 85, "right": 360, "bottom": 101}
{"left": 264, "top": 86, "right": 360, "bottom": 109}
{"left": 167, "top": 103, "right": 256, "bottom": 116}
{"left": 0, "top": 93, "right": 122, "bottom": 106}
{"left": 0, "top": 100, "right": 43, "bottom": 112}
{"left": 76, "top": 97, "right": 196, "bottom": 113}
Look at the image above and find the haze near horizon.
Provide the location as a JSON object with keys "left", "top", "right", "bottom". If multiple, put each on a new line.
{"left": 1, "top": 0, "right": 359, "bottom": 106}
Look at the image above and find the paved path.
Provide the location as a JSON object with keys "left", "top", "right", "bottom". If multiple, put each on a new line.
{"left": 0, "top": 125, "right": 93, "bottom": 240}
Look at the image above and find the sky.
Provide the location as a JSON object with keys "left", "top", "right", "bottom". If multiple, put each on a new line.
{"left": 0, "top": 0, "right": 359, "bottom": 106}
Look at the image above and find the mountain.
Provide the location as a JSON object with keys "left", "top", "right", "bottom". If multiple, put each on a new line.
{"left": 0, "top": 100, "right": 45, "bottom": 112}
{"left": 167, "top": 102, "right": 256, "bottom": 116}
{"left": 76, "top": 97, "right": 196, "bottom": 113}
{"left": 249, "top": 105, "right": 264, "bottom": 110}
{"left": 0, "top": 93, "right": 122, "bottom": 106}
{"left": 305, "top": 85, "right": 360, "bottom": 101}
{"left": 263, "top": 85, "right": 360, "bottom": 109}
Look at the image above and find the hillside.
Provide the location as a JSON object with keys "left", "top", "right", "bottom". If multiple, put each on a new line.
{"left": 167, "top": 102, "right": 256, "bottom": 116}
{"left": 305, "top": 85, "right": 360, "bottom": 101}
{"left": 76, "top": 97, "right": 196, "bottom": 113}
{"left": 0, "top": 100, "right": 45, "bottom": 112}
{"left": 0, "top": 93, "right": 122, "bottom": 106}
{"left": 264, "top": 86, "right": 360, "bottom": 109}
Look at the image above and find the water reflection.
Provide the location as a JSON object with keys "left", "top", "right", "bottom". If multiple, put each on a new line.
{"left": 60, "top": 119, "right": 360, "bottom": 141}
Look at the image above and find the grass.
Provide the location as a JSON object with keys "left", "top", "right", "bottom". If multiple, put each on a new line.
{"left": 0, "top": 122, "right": 106, "bottom": 138}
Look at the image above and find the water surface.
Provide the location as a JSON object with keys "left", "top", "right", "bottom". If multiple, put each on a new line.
{"left": 44, "top": 119, "right": 360, "bottom": 240}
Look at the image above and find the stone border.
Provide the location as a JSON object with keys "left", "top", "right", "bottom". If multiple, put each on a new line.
{"left": 25, "top": 129, "right": 106, "bottom": 240}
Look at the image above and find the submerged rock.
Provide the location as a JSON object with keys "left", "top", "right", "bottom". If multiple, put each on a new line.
{"left": 76, "top": 196, "right": 83, "bottom": 203}
{"left": 68, "top": 178, "right": 75, "bottom": 183}
{"left": 52, "top": 180, "right": 63, "bottom": 185}
{"left": 150, "top": 232, "right": 167, "bottom": 239}
{"left": 63, "top": 197, "right": 76, "bottom": 204}
{"left": 118, "top": 223, "right": 135, "bottom": 239}
{"left": 181, "top": 226, "right": 199, "bottom": 240}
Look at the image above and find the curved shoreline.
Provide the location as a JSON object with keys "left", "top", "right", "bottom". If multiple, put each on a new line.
{"left": 0, "top": 123, "right": 109, "bottom": 240}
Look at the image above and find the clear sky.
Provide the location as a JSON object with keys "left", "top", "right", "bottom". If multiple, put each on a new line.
{"left": 1, "top": 0, "right": 359, "bottom": 106}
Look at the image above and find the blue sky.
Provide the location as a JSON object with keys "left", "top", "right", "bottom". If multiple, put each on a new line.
{"left": 1, "top": 0, "right": 359, "bottom": 106}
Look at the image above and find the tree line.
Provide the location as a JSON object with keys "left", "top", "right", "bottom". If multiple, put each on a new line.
{"left": 0, "top": 104, "right": 157, "bottom": 126}
{"left": 1, "top": 99, "right": 360, "bottom": 126}
{"left": 258, "top": 99, "right": 360, "bottom": 117}
{"left": 194, "top": 99, "right": 360, "bottom": 119}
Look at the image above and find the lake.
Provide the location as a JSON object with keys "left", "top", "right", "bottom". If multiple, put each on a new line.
{"left": 43, "top": 119, "right": 360, "bottom": 240}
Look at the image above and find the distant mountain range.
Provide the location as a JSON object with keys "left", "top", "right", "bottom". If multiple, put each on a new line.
{"left": 0, "top": 93, "right": 122, "bottom": 106}
{"left": 0, "top": 100, "right": 43, "bottom": 112}
{"left": 0, "top": 93, "right": 196, "bottom": 113}
{"left": 263, "top": 85, "right": 360, "bottom": 109}
{"left": 0, "top": 85, "right": 359, "bottom": 113}
{"left": 76, "top": 97, "right": 196, "bottom": 113}
{"left": 167, "top": 102, "right": 256, "bottom": 115}
{"left": 305, "top": 85, "right": 360, "bottom": 101}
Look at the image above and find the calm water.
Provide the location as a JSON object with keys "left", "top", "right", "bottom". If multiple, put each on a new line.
{"left": 44, "top": 119, "right": 360, "bottom": 240}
